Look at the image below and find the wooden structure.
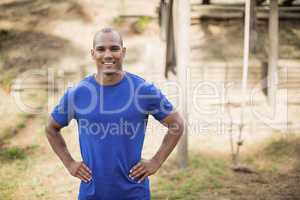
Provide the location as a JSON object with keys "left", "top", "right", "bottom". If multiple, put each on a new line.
{"left": 174, "top": 0, "right": 190, "bottom": 168}
{"left": 190, "top": 4, "right": 300, "bottom": 22}
{"left": 268, "top": 0, "right": 279, "bottom": 106}
{"left": 159, "top": 0, "right": 282, "bottom": 167}
{"left": 159, "top": 0, "right": 190, "bottom": 168}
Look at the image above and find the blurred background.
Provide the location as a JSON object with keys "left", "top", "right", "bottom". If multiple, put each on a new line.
{"left": 1, "top": 0, "right": 300, "bottom": 199}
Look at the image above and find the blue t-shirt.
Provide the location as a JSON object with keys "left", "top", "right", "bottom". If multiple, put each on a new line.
{"left": 51, "top": 72, "right": 173, "bottom": 200}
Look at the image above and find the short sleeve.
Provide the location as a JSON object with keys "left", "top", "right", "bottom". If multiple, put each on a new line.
{"left": 146, "top": 83, "right": 173, "bottom": 121}
{"left": 51, "top": 88, "right": 75, "bottom": 127}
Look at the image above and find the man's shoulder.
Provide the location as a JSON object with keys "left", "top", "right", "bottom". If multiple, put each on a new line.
{"left": 126, "top": 72, "right": 146, "bottom": 83}
{"left": 125, "top": 73, "right": 161, "bottom": 96}
{"left": 126, "top": 72, "right": 154, "bottom": 89}
{"left": 63, "top": 75, "right": 94, "bottom": 94}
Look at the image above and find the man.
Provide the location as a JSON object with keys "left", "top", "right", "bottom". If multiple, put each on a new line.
{"left": 46, "top": 27, "right": 184, "bottom": 200}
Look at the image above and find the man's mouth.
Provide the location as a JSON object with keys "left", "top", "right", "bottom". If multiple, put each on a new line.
{"left": 102, "top": 61, "right": 116, "bottom": 65}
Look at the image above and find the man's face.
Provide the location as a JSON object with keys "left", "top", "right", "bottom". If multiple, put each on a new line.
{"left": 91, "top": 32, "right": 126, "bottom": 76}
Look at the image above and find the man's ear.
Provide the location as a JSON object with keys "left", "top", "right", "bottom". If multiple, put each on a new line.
{"left": 91, "top": 49, "right": 95, "bottom": 58}
{"left": 122, "top": 47, "right": 126, "bottom": 58}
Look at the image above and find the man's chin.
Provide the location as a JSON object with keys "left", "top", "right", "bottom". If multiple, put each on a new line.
{"left": 103, "top": 70, "right": 119, "bottom": 76}
{"left": 104, "top": 72, "right": 116, "bottom": 76}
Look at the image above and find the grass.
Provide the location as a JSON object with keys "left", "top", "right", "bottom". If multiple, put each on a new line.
{"left": 0, "top": 114, "right": 28, "bottom": 143}
{"left": 0, "top": 146, "right": 36, "bottom": 200}
{"left": 263, "top": 138, "right": 294, "bottom": 159}
{"left": 152, "top": 137, "right": 300, "bottom": 200}
{"left": 0, "top": 146, "right": 27, "bottom": 160}
{"left": 0, "top": 179, "right": 17, "bottom": 200}
{"left": 0, "top": 89, "right": 46, "bottom": 144}
{"left": 244, "top": 136, "right": 300, "bottom": 170}
{"left": 252, "top": 137, "right": 300, "bottom": 173}
{"left": 0, "top": 144, "right": 40, "bottom": 200}
{"left": 152, "top": 153, "right": 227, "bottom": 199}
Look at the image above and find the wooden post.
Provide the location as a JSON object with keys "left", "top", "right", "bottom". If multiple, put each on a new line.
{"left": 159, "top": 0, "right": 168, "bottom": 41}
{"left": 250, "top": 0, "right": 257, "bottom": 53}
{"left": 174, "top": 0, "right": 190, "bottom": 168}
{"left": 235, "top": 0, "right": 251, "bottom": 166}
{"left": 268, "top": 0, "right": 278, "bottom": 106}
{"left": 165, "top": 0, "right": 176, "bottom": 78}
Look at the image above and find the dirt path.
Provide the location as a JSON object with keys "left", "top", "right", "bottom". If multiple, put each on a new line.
{"left": 3, "top": 116, "right": 79, "bottom": 200}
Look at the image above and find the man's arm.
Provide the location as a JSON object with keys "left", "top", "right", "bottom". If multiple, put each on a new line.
{"left": 45, "top": 116, "right": 92, "bottom": 182}
{"left": 129, "top": 111, "right": 184, "bottom": 182}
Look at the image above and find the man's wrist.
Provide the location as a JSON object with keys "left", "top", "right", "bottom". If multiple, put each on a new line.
{"left": 151, "top": 156, "right": 163, "bottom": 167}
{"left": 63, "top": 157, "right": 76, "bottom": 169}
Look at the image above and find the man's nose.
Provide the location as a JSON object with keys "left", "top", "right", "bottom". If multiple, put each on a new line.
{"left": 104, "top": 49, "right": 112, "bottom": 59}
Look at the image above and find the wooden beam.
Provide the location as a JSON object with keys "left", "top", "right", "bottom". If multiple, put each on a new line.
{"left": 191, "top": 5, "right": 300, "bottom": 12}
{"left": 192, "top": 1, "right": 293, "bottom": 6}
{"left": 119, "top": 15, "right": 156, "bottom": 19}
{"left": 191, "top": 11, "right": 300, "bottom": 21}
{"left": 282, "top": 0, "right": 295, "bottom": 6}
{"left": 191, "top": 11, "right": 243, "bottom": 20}
{"left": 190, "top": 5, "right": 300, "bottom": 20}
{"left": 268, "top": 0, "right": 278, "bottom": 106}
{"left": 174, "top": 0, "right": 190, "bottom": 169}
{"left": 257, "top": 11, "right": 300, "bottom": 19}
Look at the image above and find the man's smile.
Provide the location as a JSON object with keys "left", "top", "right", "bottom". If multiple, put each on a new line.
{"left": 102, "top": 61, "right": 116, "bottom": 65}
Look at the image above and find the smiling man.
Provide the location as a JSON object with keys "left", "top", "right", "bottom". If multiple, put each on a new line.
{"left": 45, "top": 28, "right": 184, "bottom": 200}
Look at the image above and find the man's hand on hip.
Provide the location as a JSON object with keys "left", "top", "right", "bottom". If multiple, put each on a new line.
{"left": 67, "top": 161, "right": 92, "bottom": 183}
{"left": 129, "top": 159, "right": 161, "bottom": 183}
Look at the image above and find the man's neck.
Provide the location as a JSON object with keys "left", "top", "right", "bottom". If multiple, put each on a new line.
{"left": 95, "top": 71, "right": 125, "bottom": 86}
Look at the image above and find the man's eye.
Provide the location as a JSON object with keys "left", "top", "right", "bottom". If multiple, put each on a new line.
{"left": 111, "top": 47, "right": 120, "bottom": 52}
{"left": 96, "top": 48, "right": 105, "bottom": 52}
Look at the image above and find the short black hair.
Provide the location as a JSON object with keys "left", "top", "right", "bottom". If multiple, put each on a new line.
{"left": 93, "top": 28, "right": 123, "bottom": 48}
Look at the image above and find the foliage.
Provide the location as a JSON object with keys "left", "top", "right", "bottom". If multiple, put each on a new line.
{"left": 132, "top": 16, "right": 152, "bottom": 34}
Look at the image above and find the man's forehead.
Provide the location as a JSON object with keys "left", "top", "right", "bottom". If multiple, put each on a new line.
{"left": 94, "top": 32, "right": 122, "bottom": 46}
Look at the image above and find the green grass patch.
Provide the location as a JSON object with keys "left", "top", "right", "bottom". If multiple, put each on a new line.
{"left": 0, "top": 152, "right": 33, "bottom": 200}
{"left": 0, "top": 147, "right": 27, "bottom": 160}
{"left": 16, "top": 122, "right": 26, "bottom": 130}
{"left": 0, "top": 112, "right": 28, "bottom": 142}
{"left": 0, "top": 144, "right": 39, "bottom": 161}
{"left": 152, "top": 154, "right": 227, "bottom": 199}
{"left": 0, "top": 181, "right": 17, "bottom": 200}
{"left": 262, "top": 138, "right": 299, "bottom": 161}
{"left": 264, "top": 139, "right": 290, "bottom": 158}
{"left": 0, "top": 144, "right": 38, "bottom": 199}
{"left": 242, "top": 137, "right": 300, "bottom": 173}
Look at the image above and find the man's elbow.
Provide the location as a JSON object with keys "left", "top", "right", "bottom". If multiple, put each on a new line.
{"left": 163, "top": 112, "right": 185, "bottom": 137}
{"left": 177, "top": 117, "right": 185, "bottom": 137}
{"left": 171, "top": 116, "right": 184, "bottom": 138}
{"left": 45, "top": 123, "right": 59, "bottom": 139}
{"left": 45, "top": 125, "right": 53, "bottom": 139}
